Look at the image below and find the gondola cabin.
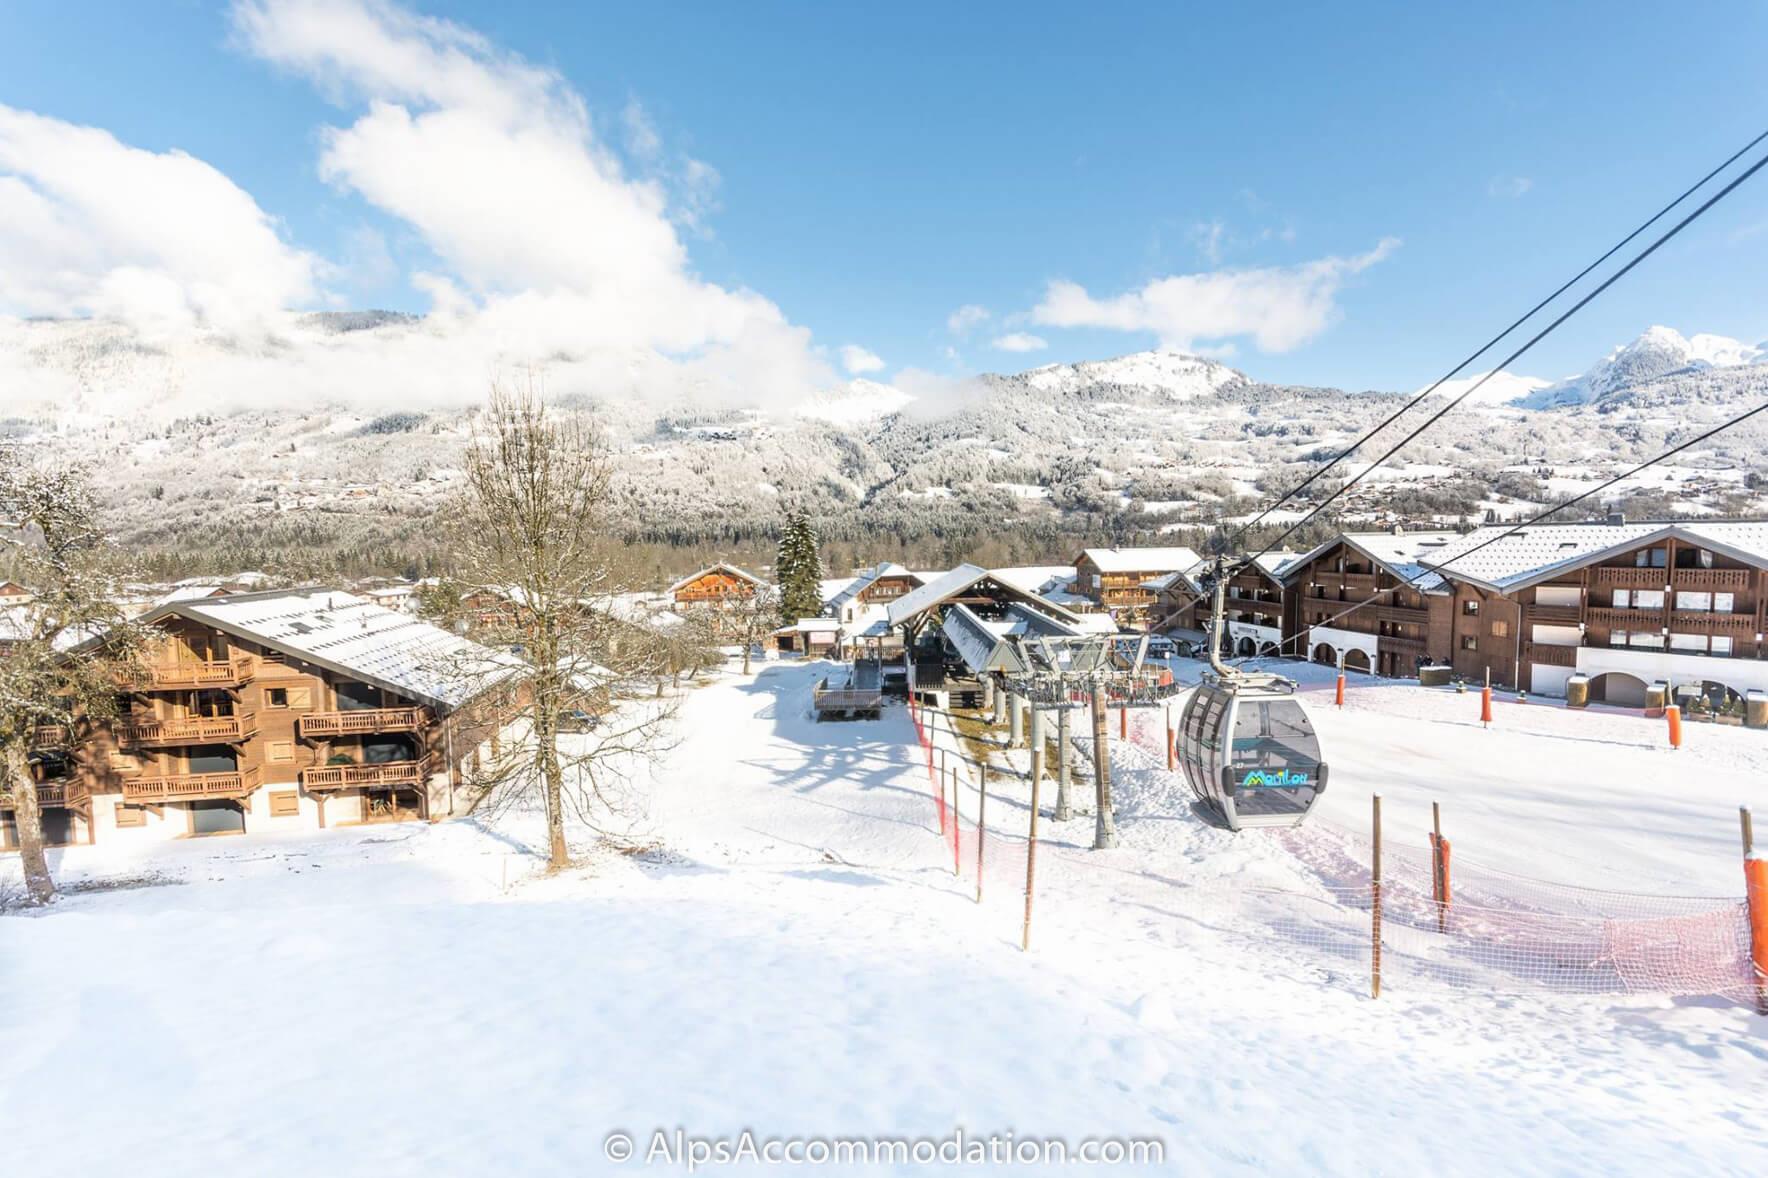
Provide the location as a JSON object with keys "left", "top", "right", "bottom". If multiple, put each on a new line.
{"left": 1177, "top": 675, "right": 1328, "bottom": 830}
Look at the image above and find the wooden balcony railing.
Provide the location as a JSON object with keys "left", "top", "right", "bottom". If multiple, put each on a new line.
{"left": 115, "top": 713, "right": 257, "bottom": 747}
{"left": 121, "top": 765, "right": 261, "bottom": 803}
{"left": 125, "top": 654, "right": 257, "bottom": 691}
{"left": 1375, "top": 604, "right": 1429, "bottom": 624}
{"left": 1671, "top": 611, "right": 1758, "bottom": 635}
{"left": 1586, "top": 606, "right": 1655, "bottom": 629}
{"left": 0, "top": 781, "right": 88, "bottom": 808}
{"left": 30, "top": 724, "right": 69, "bottom": 748}
{"left": 1523, "top": 642, "right": 1578, "bottom": 668}
{"left": 299, "top": 756, "right": 433, "bottom": 792}
{"left": 1379, "top": 634, "right": 1428, "bottom": 652}
{"left": 1671, "top": 568, "right": 1750, "bottom": 591}
{"left": 298, "top": 707, "right": 429, "bottom": 738}
{"left": 1590, "top": 567, "right": 1669, "bottom": 590}
{"left": 1527, "top": 603, "right": 1583, "bottom": 625}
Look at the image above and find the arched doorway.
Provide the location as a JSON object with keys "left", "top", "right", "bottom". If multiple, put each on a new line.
{"left": 1589, "top": 672, "right": 1648, "bottom": 708}
{"left": 1258, "top": 641, "right": 1279, "bottom": 657}
{"left": 1236, "top": 635, "right": 1257, "bottom": 657}
{"left": 1312, "top": 643, "right": 1336, "bottom": 666}
{"left": 1343, "top": 649, "right": 1371, "bottom": 673}
{"left": 1687, "top": 680, "right": 1744, "bottom": 718}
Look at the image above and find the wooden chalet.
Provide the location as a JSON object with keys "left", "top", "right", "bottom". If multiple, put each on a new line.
{"left": 2, "top": 589, "right": 527, "bottom": 851}
{"left": 1074, "top": 546, "right": 1201, "bottom": 627}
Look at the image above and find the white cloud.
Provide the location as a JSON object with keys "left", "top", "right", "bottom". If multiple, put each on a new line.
{"left": 1488, "top": 175, "right": 1533, "bottom": 199}
{"left": 990, "top": 332, "right": 1047, "bottom": 353}
{"left": 1030, "top": 238, "right": 1400, "bottom": 354}
{"left": 0, "top": 104, "right": 324, "bottom": 330}
{"left": 838, "top": 344, "right": 885, "bottom": 374}
{"left": 946, "top": 303, "right": 990, "bottom": 335}
{"left": 227, "top": 0, "right": 828, "bottom": 406}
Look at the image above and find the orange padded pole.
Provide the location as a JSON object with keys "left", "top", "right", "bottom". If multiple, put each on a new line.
{"left": 1746, "top": 856, "right": 1767, "bottom": 1015}
{"left": 1335, "top": 672, "right": 1346, "bottom": 708}
{"left": 1666, "top": 704, "right": 1683, "bottom": 749}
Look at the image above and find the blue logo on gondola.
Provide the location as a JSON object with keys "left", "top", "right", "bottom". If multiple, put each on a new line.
{"left": 1241, "top": 769, "right": 1310, "bottom": 789}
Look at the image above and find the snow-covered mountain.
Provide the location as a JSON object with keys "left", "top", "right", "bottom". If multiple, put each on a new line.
{"left": 1420, "top": 369, "right": 1551, "bottom": 405}
{"left": 1522, "top": 325, "right": 1766, "bottom": 408}
{"left": 1017, "top": 351, "right": 1245, "bottom": 400}
{"left": 3, "top": 317, "right": 1765, "bottom": 571}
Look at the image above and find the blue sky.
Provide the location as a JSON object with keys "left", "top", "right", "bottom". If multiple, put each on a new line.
{"left": 4, "top": 0, "right": 1768, "bottom": 397}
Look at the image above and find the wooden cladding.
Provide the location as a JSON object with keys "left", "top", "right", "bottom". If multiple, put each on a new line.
{"left": 115, "top": 713, "right": 258, "bottom": 747}
{"left": 120, "top": 765, "right": 263, "bottom": 803}
{"left": 268, "top": 790, "right": 300, "bottom": 817}
{"left": 299, "top": 756, "right": 433, "bottom": 791}
{"left": 1522, "top": 642, "right": 1577, "bottom": 668}
{"left": 297, "top": 707, "right": 428, "bottom": 738}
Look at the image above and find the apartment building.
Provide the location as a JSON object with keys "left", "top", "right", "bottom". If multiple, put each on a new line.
{"left": 1280, "top": 531, "right": 1462, "bottom": 677}
{"left": 1417, "top": 519, "right": 1768, "bottom": 705}
{"left": 2, "top": 589, "right": 527, "bottom": 851}
{"left": 1074, "top": 546, "right": 1201, "bottom": 628}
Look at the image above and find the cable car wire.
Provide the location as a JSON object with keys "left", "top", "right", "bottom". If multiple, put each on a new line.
{"left": 1228, "top": 126, "right": 1768, "bottom": 549}
{"left": 1230, "top": 143, "right": 1768, "bottom": 577}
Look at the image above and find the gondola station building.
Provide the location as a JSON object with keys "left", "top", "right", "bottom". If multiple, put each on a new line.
{"left": 3, "top": 589, "right": 528, "bottom": 851}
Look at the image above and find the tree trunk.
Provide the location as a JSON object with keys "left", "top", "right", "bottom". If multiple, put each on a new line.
{"left": 6, "top": 742, "right": 55, "bottom": 903}
{"left": 541, "top": 736, "right": 569, "bottom": 869}
{"left": 742, "top": 643, "right": 752, "bottom": 675}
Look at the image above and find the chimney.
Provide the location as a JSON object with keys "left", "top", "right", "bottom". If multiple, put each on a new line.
{"left": 1606, "top": 512, "right": 1625, "bottom": 526}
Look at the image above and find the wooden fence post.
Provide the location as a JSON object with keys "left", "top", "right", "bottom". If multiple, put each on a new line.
{"left": 975, "top": 763, "right": 987, "bottom": 904}
{"left": 1372, "top": 793, "right": 1383, "bottom": 999}
{"left": 1744, "top": 807, "right": 1767, "bottom": 1015}
{"left": 1022, "top": 758, "right": 1042, "bottom": 951}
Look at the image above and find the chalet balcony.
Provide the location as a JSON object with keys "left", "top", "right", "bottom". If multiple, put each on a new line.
{"left": 298, "top": 707, "right": 430, "bottom": 739}
{"left": 0, "top": 781, "right": 88, "bottom": 808}
{"left": 300, "top": 756, "right": 434, "bottom": 792}
{"left": 1671, "top": 568, "right": 1750, "bottom": 592}
{"left": 1586, "top": 605, "right": 1655, "bottom": 629}
{"left": 1375, "top": 604, "right": 1428, "bottom": 624}
{"left": 1527, "top": 603, "right": 1583, "bottom": 625}
{"left": 121, "top": 765, "right": 262, "bottom": 803}
{"left": 1671, "top": 610, "right": 1759, "bottom": 635}
{"left": 1590, "top": 567, "right": 1669, "bottom": 590}
{"left": 30, "top": 725, "right": 69, "bottom": 749}
{"left": 1523, "top": 642, "right": 1578, "bottom": 668}
{"left": 115, "top": 713, "right": 258, "bottom": 747}
{"left": 1378, "top": 634, "right": 1428, "bottom": 653}
{"left": 125, "top": 654, "right": 257, "bottom": 691}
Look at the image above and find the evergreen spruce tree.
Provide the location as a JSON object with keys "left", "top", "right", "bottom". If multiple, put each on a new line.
{"left": 775, "top": 513, "right": 824, "bottom": 624}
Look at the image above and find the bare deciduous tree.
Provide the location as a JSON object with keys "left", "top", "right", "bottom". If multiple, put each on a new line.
{"left": 454, "top": 381, "right": 676, "bottom": 869}
{"left": 730, "top": 583, "right": 781, "bottom": 675}
{"left": 0, "top": 450, "right": 148, "bottom": 904}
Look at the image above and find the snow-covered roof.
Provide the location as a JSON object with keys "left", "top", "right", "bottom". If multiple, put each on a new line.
{"left": 827, "top": 562, "right": 925, "bottom": 613}
{"left": 990, "top": 565, "right": 1088, "bottom": 604}
{"left": 774, "top": 616, "right": 842, "bottom": 634}
{"left": 819, "top": 576, "right": 859, "bottom": 606}
{"left": 147, "top": 589, "right": 527, "bottom": 711}
{"left": 154, "top": 584, "right": 231, "bottom": 606}
{"left": 1421, "top": 519, "right": 1768, "bottom": 593}
{"left": 1075, "top": 546, "right": 1202, "bottom": 574}
{"left": 885, "top": 564, "right": 1086, "bottom": 629}
{"left": 1283, "top": 531, "right": 1463, "bottom": 594}
{"left": 667, "top": 563, "right": 766, "bottom": 594}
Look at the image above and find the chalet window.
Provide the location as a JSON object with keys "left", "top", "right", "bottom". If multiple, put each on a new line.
{"left": 268, "top": 741, "right": 294, "bottom": 763}
{"left": 1460, "top": 635, "right": 1478, "bottom": 651}
{"left": 1633, "top": 590, "right": 1665, "bottom": 610}
{"left": 287, "top": 686, "right": 313, "bottom": 710}
{"left": 1613, "top": 590, "right": 1630, "bottom": 609}
{"left": 1669, "top": 633, "right": 1706, "bottom": 652}
{"left": 1627, "top": 632, "right": 1665, "bottom": 649}
{"left": 1462, "top": 600, "right": 1479, "bottom": 616}
{"left": 268, "top": 790, "right": 300, "bottom": 817}
{"left": 114, "top": 804, "right": 145, "bottom": 829}
{"left": 1674, "top": 547, "right": 1714, "bottom": 569}
{"left": 1490, "top": 620, "right": 1509, "bottom": 638}
{"left": 1612, "top": 630, "right": 1628, "bottom": 646}
{"left": 1712, "top": 636, "right": 1734, "bottom": 657}
{"left": 266, "top": 687, "right": 288, "bottom": 708}
{"left": 1676, "top": 591, "right": 1711, "bottom": 611}
{"left": 1714, "top": 592, "right": 1735, "bottom": 613}
{"left": 1634, "top": 547, "right": 1667, "bottom": 568}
